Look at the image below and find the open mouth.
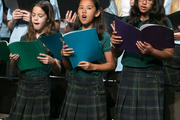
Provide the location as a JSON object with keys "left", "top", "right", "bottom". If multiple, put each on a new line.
{"left": 82, "top": 15, "right": 87, "bottom": 20}
{"left": 33, "top": 23, "right": 40, "bottom": 26}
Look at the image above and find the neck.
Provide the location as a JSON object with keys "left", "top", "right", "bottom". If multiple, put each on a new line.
{"left": 82, "top": 23, "right": 93, "bottom": 30}
{"left": 140, "top": 15, "right": 149, "bottom": 21}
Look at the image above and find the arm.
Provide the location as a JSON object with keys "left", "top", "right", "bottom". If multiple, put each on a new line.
{"left": 136, "top": 41, "right": 174, "bottom": 60}
{"left": 37, "top": 53, "right": 62, "bottom": 75}
{"left": 174, "top": 32, "right": 180, "bottom": 40}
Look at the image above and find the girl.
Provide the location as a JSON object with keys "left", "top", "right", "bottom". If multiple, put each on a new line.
{"left": 111, "top": 0, "right": 174, "bottom": 120}
{"left": 9, "top": 1, "right": 61, "bottom": 120}
{"left": 60, "top": 0, "right": 115, "bottom": 119}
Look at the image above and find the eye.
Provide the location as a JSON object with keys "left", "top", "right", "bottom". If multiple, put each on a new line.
{"left": 38, "top": 14, "right": 44, "bottom": 18}
{"left": 32, "top": 13, "right": 36, "bottom": 17}
{"left": 79, "top": 6, "right": 83, "bottom": 10}
{"left": 87, "top": 7, "right": 92, "bottom": 10}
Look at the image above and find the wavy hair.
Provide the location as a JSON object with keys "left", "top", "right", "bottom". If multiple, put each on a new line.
{"left": 126, "top": 0, "right": 169, "bottom": 27}
{"left": 26, "top": 0, "right": 56, "bottom": 41}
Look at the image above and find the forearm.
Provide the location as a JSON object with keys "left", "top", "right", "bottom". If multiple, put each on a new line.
{"left": 8, "top": 19, "right": 16, "bottom": 30}
{"left": 150, "top": 48, "right": 174, "bottom": 60}
{"left": 111, "top": 46, "right": 123, "bottom": 58}
{"left": 51, "top": 58, "right": 62, "bottom": 75}
{"left": 90, "top": 62, "right": 115, "bottom": 71}
{"left": 90, "top": 51, "right": 115, "bottom": 71}
{"left": 10, "top": 61, "right": 19, "bottom": 71}
{"left": 62, "top": 56, "right": 73, "bottom": 70}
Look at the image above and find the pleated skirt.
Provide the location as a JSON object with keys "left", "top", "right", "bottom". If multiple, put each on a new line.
{"left": 115, "top": 66, "right": 164, "bottom": 120}
{"left": 59, "top": 74, "right": 107, "bottom": 120}
{"left": 163, "top": 44, "right": 180, "bottom": 90}
{"left": 9, "top": 76, "right": 50, "bottom": 120}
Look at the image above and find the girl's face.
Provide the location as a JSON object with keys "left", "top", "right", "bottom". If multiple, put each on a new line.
{"left": 138, "top": 0, "right": 154, "bottom": 14}
{"left": 31, "top": 6, "right": 47, "bottom": 33}
{"left": 78, "top": 0, "right": 100, "bottom": 29}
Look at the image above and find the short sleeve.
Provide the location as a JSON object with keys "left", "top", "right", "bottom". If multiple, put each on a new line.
{"left": 100, "top": 32, "right": 111, "bottom": 52}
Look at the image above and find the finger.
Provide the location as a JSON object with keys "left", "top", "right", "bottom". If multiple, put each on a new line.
{"left": 71, "top": 13, "right": 77, "bottom": 23}
{"left": 67, "top": 10, "right": 73, "bottom": 20}
{"left": 136, "top": 41, "right": 144, "bottom": 50}
{"left": 143, "top": 42, "right": 149, "bottom": 46}
{"left": 112, "top": 31, "right": 117, "bottom": 35}
{"left": 39, "top": 53, "right": 48, "bottom": 57}
{"left": 111, "top": 23, "right": 116, "bottom": 32}
{"left": 64, "top": 50, "right": 74, "bottom": 54}
{"left": 65, "top": 10, "right": 70, "bottom": 19}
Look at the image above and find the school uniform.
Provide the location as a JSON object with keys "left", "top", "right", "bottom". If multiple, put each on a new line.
{"left": 163, "top": 40, "right": 180, "bottom": 90}
{"left": 9, "top": 35, "right": 52, "bottom": 120}
{"left": 7, "top": 0, "right": 61, "bottom": 43}
{"left": 59, "top": 32, "right": 111, "bottom": 120}
{"left": 115, "top": 19, "right": 173, "bottom": 120}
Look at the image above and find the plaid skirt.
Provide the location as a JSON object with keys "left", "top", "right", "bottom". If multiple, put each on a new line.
{"left": 115, "top": 66, "right": 164, "bottom": 120}
{"left": 163, "top": 44, "right": 180, "bottom": 89}
{"left": 9, "top": 76, "right": 51, "bottom": 120}
{"left": 59, "top": 74, "right": 107, "bottom": 120}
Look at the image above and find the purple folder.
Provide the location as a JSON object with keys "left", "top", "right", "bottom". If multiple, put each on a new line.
{"left": 115, "top": 18, "right": 174, "bottom": 54}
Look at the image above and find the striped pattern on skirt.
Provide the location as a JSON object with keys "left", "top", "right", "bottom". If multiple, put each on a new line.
{"left": 163, "top": 44, "right": 180, "bottom": 90}
{"left": 9, "top": 76, "right": 50, "bottom": 120}
{"left": 59, "top": 74, "right": 107, "bottom": 120}
{"left": 115, "top": 66, "right": 164, "bottom": 120}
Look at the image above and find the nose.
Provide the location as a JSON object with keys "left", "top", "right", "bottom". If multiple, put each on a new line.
{"left": 82, "top": 8, "right": 87, "bottom": 13}
{"left": 142, "top": 0, "right": 147, "bottom": 4}
{"left": 33, "top": 15, "right": 38, "bottom": 20}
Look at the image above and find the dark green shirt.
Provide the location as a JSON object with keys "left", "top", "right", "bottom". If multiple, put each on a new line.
{"left": 122, "top": 18, "right": 173, "bottom": 68}
{"left": 68, "top": 32, "right": 111, "bottom": 77}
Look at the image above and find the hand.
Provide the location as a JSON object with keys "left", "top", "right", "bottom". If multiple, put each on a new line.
{"left": 65, "top": 10, "right": 77, "bottom": 24}
{"left": 12, "top": 9, "right": 23, "bottom": 20}
{"left": 61, "top": 41, "right": 74, "bottom": 57}
{"left": 78, "top": 61, "right": 94, "bottom": 71}
{"left": 37, "top": 53, "right": 56, "bottom": 65}
{"left": 21, "top": 10, "right": 31, "bottom": 22}
{"left": 110, "top": 22, "right": 123, "bottom": 45}
{"left": 174, "top": 32, "right": 180, "bottom": 40}
{"left": 136, "top": 41, "right": 153, "bottom": 54}
{"left": 9, "top": 53, "right": 19, "bottom": 63}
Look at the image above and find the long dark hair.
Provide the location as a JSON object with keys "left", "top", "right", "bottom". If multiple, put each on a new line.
{"left": 126, "top": 0, "right": 169, "bottom": 27}
{"left": 72, "top": 0, "right": 106, "bottom": 40}
{"left": 26, "top": 0, "right": 56, "bottom": 41}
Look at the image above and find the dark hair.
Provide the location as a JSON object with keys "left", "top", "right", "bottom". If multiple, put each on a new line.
{"left": 72, "top": 0, "right": 106, "bottom": 40}
{"left": 26, "top": 0, "right": 56, "bottom": 41}
{"left": 126, "top": 0, "right": 169, "bottom": 27}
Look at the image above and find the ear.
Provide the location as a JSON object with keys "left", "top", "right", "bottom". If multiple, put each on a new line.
{"left": 95, "top": 10, "right": 101, "bottom": 17}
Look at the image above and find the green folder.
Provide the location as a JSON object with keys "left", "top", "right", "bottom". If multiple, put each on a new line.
{"left": 0, "top": 40, "right": 47, "bottom": 71}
